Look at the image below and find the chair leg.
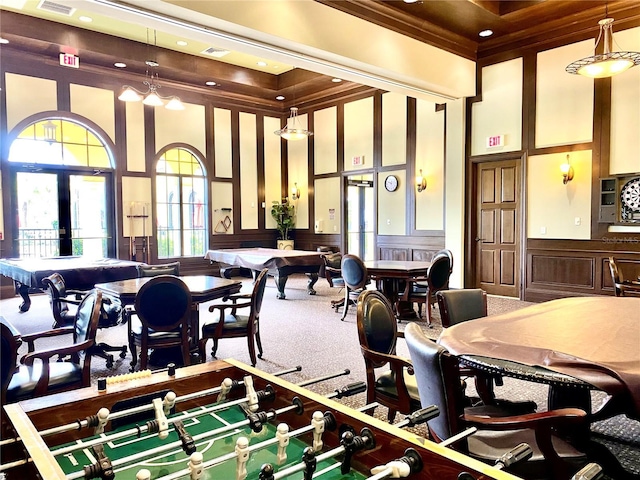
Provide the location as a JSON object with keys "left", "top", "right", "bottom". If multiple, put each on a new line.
{"left": 139, "top": 347, "right": 148, "bottom": 371}
{"left": 340, "top": 289, "right": 350, "bottom": 321}
{"left": 198, "top": 338, "right": 208, "bottom": 361}
{"left": 247, "top": 337, "right": 257, "bottom": 366}
{"left": 211, "top": 338, "right": 219, "bottom": 358}
{"left": 129, "top": 343, "right": 138, "bottom": 372}
{"left": 255, "top": 331, "right": 263, "bottom": 359}
{"left": 424, "top": 303, "right": 432, "bottom": 327}
{"left": 386, "top": 408, "right": 397, "bottom": 422}
{"left": 182, "top": 344, "right": 191, "bottom": 367}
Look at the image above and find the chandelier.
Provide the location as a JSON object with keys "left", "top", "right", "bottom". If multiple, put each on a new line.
{"left": 274, "top": 107, "right": 313, "bottom": 141}
{"left": 566, "top": 18, "right": 640, "bottom": 78}
{"left": 119, "top": 60, "right": 185, "bottom": 110}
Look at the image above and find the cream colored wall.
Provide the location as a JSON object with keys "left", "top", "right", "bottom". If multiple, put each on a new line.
{"left": 344, "top": 97, "right": 374, "bottom": 171}
{"left": 444, "top": 99, "right": 466, "bottom": 289}
{"left": 121, "top": 176, "right": 152, "bottom": 237}
{"left": 314, "top": 177, "right": 341, "bottom": 234}
{"left": 471, "top": 58, "right": 522, "bottom": 156}
{"left": 211, "top": 181, "right": 234, "bottom": 235}
{"left": 378, "top": 170, "right": 406, "bottom": 235}
{"left": 527, "top": 151, "right": 592, "bottom": 239}
{"left": 264, "top": 116, "right": 282, "bottom": 232}
{"left": 169, "top": 0, "right": 475, "bottom": 102}
{"left": 415, "top": 100, "right": 445, "bottom": 231}
{"left": 214, "top": 108, "right": 233, "bottom": 178}
{"left": 155, "top": 102, "right": 206, "bottom": 155}
{"left": 70, "top": 84, "right": 115, "bottom": 143}
{"left": 314, "top": 106, "right": 337, "bottom": 175}
{"left": 382, "top": 92, "right": 407, "bottom": 167}
{"left": 5, "top": 73, "right": 57, "bottom": 131}
{"left": 125, "top": 102, "right": 146, "bottom": 172}
{"left": 239, "top": 112, "right": 258, "bottom": 230}
{"left": 287, "top": 113, "right": 310, "bottom": 230}
{"left": 610, "top": 26, "right": 640, "bottom": 175}
{"left": 536, "top": 41, "right": 594, "bottom": 148}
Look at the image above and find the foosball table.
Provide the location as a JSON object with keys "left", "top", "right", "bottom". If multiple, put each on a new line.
{"left": 1, "top": 360, "right": 522, "bottom": 480}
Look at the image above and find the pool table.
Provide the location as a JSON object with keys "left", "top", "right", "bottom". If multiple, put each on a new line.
{"left": 205, "top": 248, "right": 324, "bottom": 299}
{"left": 0, "top": 256, "right": 141, "bottom": 312}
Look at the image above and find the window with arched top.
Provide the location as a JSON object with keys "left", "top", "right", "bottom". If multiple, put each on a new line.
{"left": 7, "top": 117, "right": 115, "bottom": 258}
{"left": 156, "top": 147, "right": 207, "bottom": 258}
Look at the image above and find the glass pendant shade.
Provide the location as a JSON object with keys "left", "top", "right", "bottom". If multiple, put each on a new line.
{"left": 275, "top": 107, "right": 313, "bottom": 141}
{"left": 118, "top": 86, "right": 142, "bottom": 102}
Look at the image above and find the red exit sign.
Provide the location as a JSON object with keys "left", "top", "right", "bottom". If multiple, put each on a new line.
{"left": 486, "top": 135, "right": 504, "bottom": 148}
{"left": 59, "top": 53, "right": 79, "bottom": 69}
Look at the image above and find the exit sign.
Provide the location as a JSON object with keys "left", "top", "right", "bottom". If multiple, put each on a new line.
{"left": 486, "top": 135, "right": 504, "bottom": 148}
{"left": 59, "top": 53, "right": 79, "bottom": 68}
{"left": 352, "top": 155, "right": 365, "bottom": 166}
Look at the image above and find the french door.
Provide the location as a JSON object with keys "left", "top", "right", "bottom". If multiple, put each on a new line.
{"left": 346, "top": 175, "right": 375, "bottom": 261}
{"left": 13, "top": 168, "right": 114, "bottom": 258}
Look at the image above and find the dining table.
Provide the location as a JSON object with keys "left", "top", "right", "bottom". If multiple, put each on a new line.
{"left": 95, "top": 275, "right": 242, "bottom": 349}
{"left": 364, "top": 260, "right": 431, "bottom": 320}
{"left": 438, "top": 296, "right": 640, "bottom": 422}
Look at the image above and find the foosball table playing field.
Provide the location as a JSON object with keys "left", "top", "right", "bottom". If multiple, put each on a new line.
{"left": 1, "top": 359, "right": 524, "bottom": 480}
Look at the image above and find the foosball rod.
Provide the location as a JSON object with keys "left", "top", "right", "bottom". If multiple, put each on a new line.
{"left": 296, "top": 369, "right": 350, "bottom": 388}
{"left": 64, "top": 399, "right": 308, "bottom": 480}
{"left": 153, "top": 411, "right": 338, "bottom": 480}
{"left": 54, "top": 388, "right": 274, "bottom": 459}
{"left": 0, "top": 366, "right": 303, "bottom": 448}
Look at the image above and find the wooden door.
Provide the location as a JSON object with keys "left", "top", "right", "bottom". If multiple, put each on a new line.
{"left": 475, "top": 159, "right": 520, "bottom": 297}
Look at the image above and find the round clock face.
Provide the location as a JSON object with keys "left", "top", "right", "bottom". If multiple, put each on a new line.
{"left": 384, "top": 175, "right": 399, "bottom": 192}
{"left": 621, "top": 178, "right": 640, "bottom": 211}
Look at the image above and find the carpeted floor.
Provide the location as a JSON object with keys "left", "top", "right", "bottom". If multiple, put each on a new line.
{"left": 1, "top": 275, "right": 638, "bottom": 478}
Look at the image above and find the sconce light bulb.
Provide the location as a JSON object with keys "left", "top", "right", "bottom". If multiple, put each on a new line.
{"left": 416, "top": 169, "right": 427, "bottom": 193}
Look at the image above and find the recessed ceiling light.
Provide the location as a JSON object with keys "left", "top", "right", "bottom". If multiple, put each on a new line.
{"left": 0, "top": 38, "right": 9, "bottom": 44}
{"left": 479, "top": 29, "right": 493, "bottom": 38}
{"left": 114, "top": 62, "right": 127, "bottom": 68}
{"left": 403, "top": 0, "right": 421, "bottom": 3}
{"left": 257, "top": 61, "right": 268, "bottom": 67}
{"left": 177, "top": 40, "right": 188, "bottom": 46}
{"left": 332, "top": 78, "right": 342, "bottom": 83}
{"left": 78, "top": 16, "right": 92, "bottom": 22}
{"left": 276, "top": 95, "right": 285, "bottom": 101}
{"left": 205, "top": 81, "right": 217, "bottom": 86}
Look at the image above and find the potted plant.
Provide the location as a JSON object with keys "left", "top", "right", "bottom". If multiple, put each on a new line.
{"left": 271, "top": 198, "right": 296, "bottom": 249}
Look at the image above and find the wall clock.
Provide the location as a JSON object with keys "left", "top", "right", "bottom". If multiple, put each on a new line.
{"left": 384, "top": 175, "right": 399, "bottom": 192}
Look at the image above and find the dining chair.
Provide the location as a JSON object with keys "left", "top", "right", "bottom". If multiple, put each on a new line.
{"left": 608, "top": 256, "right": 640, "bottom": 297}
{"left": 408, "top": 250, "right": 452, "bottom": 326}
{"left": 128, "top": 275, "right": 192, "bottom": 371}
{"left": 43, "top": 273, "right": 126, "bottom": 368}
{"left": 199, "top": 268, "right": 268, "bottom": 366}
{"left": 2, "top": 290, "right": 102, "bottom": 403}
{"left": 136, "top": 261, "right": 181, "bottom": 277}
{"left": 404, "top": 322, "right": 589, "bottom": 480}
{"left": 356, "top": 290, "right": 422, "bottom": 422}
{"left": 337, "top": 254, "right": 369, "bottom": 321}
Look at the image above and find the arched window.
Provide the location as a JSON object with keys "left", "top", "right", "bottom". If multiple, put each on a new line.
{"left": 8, "top": 117, "right": 115, "bottom": 258}
{"left": 156, "top": 147, "right": 207, "bottom": 258}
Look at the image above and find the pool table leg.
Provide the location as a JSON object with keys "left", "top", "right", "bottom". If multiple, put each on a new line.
{"left": 16, "top": 282, "right": 32, "bottom": 312}
{"left": 273, "top": 272, "right": 288, "bottom": 299}
{"left": 306, "top": 273, "right": 318, "bottom": 295}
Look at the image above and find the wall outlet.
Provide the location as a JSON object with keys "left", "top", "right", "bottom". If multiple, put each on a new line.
{"left": 540, "top": 226, "right": 546, "bottom": 234}
{"left": 574, "top": 217, "right": 581, "bottom": 226}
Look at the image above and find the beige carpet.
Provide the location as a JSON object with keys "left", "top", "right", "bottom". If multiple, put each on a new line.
{"left": 1, "top": 275, "right": 638, "bottom": 478}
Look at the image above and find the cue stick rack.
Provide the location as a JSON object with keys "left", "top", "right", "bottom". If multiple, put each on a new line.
{"left": 214, "top": 207, "right": 232, "bottom": 234}
{"left": 127, "top": 202, "right": 150, "bottom": 263}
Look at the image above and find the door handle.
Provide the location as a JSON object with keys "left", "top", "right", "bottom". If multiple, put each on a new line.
{"left": 475, "top": 237, "right": 483, "bottom": 242}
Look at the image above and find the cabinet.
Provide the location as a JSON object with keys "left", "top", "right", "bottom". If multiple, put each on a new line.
{"left": 599, "top": 178, "right": 617, "bottom": 223}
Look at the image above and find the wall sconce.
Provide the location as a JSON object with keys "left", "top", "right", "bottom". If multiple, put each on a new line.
{"left": 416, "top": 169, "right": 427, "bottom": 193}
{"left": 291, "top": 182, "right": 300, "bottom": 200}
{"left": 42, "top": 120, "right": 57, "bottom": 143}
{"left": 560, "top": 155, "right": 574, "bottom": 184}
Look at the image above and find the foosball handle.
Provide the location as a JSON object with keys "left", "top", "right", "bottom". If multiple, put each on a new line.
{"left": 570, "top": 463, "right": 603, "bottom": 480}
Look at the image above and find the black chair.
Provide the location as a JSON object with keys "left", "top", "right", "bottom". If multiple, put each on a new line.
{"left": 356, "top": 290, "right": 422, "bottom": 422}
{"left": 199, "top": 268, "right": 268, "bottom": 367}
{"left": 2, "top": 290, "right": 102, "bottom": 403}
{"left": 136, "top": 261, "right": 181, "bottom": 277}
{"left": 337, "top": 254, "right": 369, "bottom": 321}
{"left": 408, "top": 250, "right": 452, "bottom": 326}
{"left": 321, "top": 252, "right": 345, "bottom": 288}
{"left": 404, "top": 322, "right": 589, "bottom": 480}
{"left": 43, "top": 273, "right": 126, "bottom": 368}
{"left": 128, "top": 275, "right": 192, "bottom": 371}
{"left": 608, "top": 256, "right": 640, "bottom": 297}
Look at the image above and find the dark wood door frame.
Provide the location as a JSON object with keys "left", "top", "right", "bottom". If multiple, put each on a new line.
{"left": 466, "top": 153, "right": 527, "bottom": 299}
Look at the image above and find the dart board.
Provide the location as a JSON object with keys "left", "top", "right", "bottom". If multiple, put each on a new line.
{"left": 620, "top": 177, "right": 640, "bottom": 221}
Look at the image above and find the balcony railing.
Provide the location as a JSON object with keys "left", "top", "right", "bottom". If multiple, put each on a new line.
{"left": 17, "top": 228, "right": 108, "bottom": 258}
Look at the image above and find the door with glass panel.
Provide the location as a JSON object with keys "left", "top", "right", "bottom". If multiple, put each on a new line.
{"left": 15, "top": 169, "right": 112, "bottom": 257}
{"left": 346, "top": 175, "right": 375, "bottom": 261}
{"left": 9, "top": 118, "right": 115, "bottom": 258}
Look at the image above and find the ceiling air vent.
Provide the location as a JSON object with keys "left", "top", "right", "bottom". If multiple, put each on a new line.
{"left": 37, "top": 0, "right": 76, "bottom": 16}
{"left": 201, "top": 47, "right": 230, "bottom": 58}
